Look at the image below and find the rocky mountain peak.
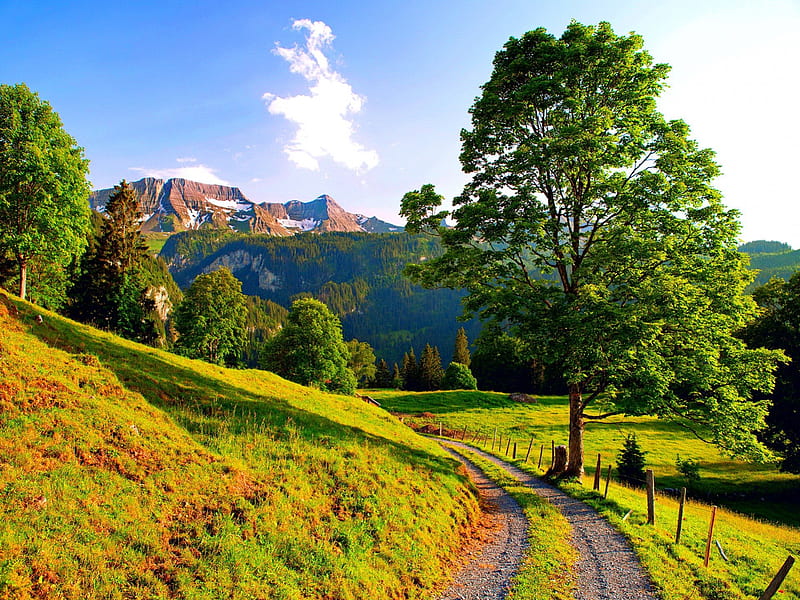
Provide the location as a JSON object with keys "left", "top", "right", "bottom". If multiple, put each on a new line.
{"left": 88, "top": 178, "right": 402, "bottom": 236}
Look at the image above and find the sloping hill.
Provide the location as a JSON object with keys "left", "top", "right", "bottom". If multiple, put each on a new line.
{"left": 739, "top": 240, "right": 800, "bottom": 289}
{"left": 0, "top": 292, "right": 478, "bottom": 599}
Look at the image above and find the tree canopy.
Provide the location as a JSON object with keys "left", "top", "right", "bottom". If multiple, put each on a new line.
{"left": 174, "top": 268, "right": 247, "bottom": 366}
{"left": 0, "top": 83, "right": 91, "bottom": 301}
{"left": 401, "top": 21, "right": 784, "bottom": 476}
{"left": 740, "top": 274, "right": 800, "bottom": 473}
{"left": 261, "top": 297, "right": 356, "bottom": 395}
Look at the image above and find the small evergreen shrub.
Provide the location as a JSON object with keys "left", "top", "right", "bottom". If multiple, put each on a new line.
{"left": 616, "top": 433, "right": 647, "bottom": 486}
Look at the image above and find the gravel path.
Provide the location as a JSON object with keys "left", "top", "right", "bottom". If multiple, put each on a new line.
{"left": 444, "top": 441, "right": 659, "bottom": 600}
{"left": 436, "top": 445, "right": 529, "bottom": 600}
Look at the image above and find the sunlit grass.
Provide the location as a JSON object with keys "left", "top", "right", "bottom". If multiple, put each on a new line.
{"left": 0, "top": 292, "right": 479, "bottom": 599}
{"left": 372, "top": 389, "right": 800, "bottom": 600}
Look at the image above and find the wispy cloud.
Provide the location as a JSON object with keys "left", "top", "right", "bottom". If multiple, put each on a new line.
{"left": 264, "top": 19, "right": 379, "bottom": 172}
{"left": 176, "top": 156, "right": 197, "bottom": 163}
{"left": 129, "top": 163, "right": 230, "bottom": 185}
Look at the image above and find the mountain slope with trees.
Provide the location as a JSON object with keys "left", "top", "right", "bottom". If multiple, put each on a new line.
{"left": 160, "top": 230, "right": 480, "bottom": 365}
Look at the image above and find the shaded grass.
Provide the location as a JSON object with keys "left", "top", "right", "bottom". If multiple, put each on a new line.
{"left": 373, "top": 390, "right": 800, "bottom": 600}
{"left": 0, "top": 293, "right": 480, "bottom": 599}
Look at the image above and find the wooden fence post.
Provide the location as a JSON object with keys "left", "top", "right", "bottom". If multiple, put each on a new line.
{"left": 593, "top": 453, "right": 602, "bottom": 491}
{"left": 513, "top": 442, "right": 517, "bottom": 459}
{"left": 461, "top": 425, "right": 468, "bottom": 441}
{"left": 492, "top": 428, "right": 497, "bottom": 450}
{"left": 497, "top": 435, "right": 502, "bottom": 452}
{"left": 551, "top": 440, "right": 555, "bottom": 468}
{"left": 439, "top": 422, "right": 442, "bottom": 437}
{"left": 537, "top": 445, "right": 544, "bottom": 469}
{"left": 759, "top": 556, "right": 796, "bottom": 600}
{"left": 603, "top": 464, "right": 612, "bottom": 499}
{"left": 675, "top": 487, "right": 687, "bottom": 544}
{"left": 525, "top": 437, "right": 534, "bottom": 462}
{"left": 505, "top": 438, "right": 511, "bottom": 456}
{"left": 646, "top": 469, "right": 655, "bottom": 525}
{"left": 704, "top": 506, "right": 718, "bottom": 567}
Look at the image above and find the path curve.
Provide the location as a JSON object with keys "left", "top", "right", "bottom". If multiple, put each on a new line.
{"left": 444, "top": 441, "right": 658, "bottom": 600}
{"left": 436, "top": 445, "right": 529, "bottom": 600}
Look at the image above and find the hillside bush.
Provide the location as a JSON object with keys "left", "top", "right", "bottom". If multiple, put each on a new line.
{"left": 442, "top": 362, "right": 478, "bottom": 390}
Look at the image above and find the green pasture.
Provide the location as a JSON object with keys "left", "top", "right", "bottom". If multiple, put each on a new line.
{"left": 372, "top": 389, "right": 800, "bottom": 600}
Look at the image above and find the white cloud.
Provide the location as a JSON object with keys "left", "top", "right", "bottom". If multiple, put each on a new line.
{"left": 264, "top": 19, "right": 379, "bottom": 172}
{"left": 129, "top": 164, "right": 230, "bottom": 185}
{"left": 176, "top": 156, "right": 197, "bottom": 163}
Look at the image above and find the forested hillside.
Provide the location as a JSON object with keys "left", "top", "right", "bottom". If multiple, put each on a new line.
{"left": 160, "top": 231, "right": 480, "bottom": 364}
{"left": 740, "top": 240, "right": 800, "bottom": 288}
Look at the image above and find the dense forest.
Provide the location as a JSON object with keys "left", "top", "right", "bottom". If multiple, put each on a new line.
{"left": 159, "top": 230, "right": 481, "bottom": 365}
{"left": 739, "top": 240, "right": 800, "bottom": 288}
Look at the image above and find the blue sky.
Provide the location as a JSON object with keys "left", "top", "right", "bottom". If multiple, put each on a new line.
{"left": 1, "top": 0, "right": 799, "bottom": 246}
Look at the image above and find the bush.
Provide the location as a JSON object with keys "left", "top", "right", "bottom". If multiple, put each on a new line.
{"left": 616, "top": 433, "right": 647, "bottom": 486}
{"left": 441, "top": 362, "right": 478, "bottom": 390}
{"left": 676, "top": 454, "right": 701, "bottom": 485}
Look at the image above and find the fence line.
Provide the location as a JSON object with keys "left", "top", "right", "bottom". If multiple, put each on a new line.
{"left": 427, "top": 419, "right": 796, "bottom": 592}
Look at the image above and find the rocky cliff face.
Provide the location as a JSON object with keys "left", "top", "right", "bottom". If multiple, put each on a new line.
{"left": 89, "top": 178, "right": 401, "bottom": 236}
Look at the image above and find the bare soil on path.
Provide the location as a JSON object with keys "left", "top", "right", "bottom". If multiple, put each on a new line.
{"left": 441, "top": 441, "right": 659, "bottom": 600}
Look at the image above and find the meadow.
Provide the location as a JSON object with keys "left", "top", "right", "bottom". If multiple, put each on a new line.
{"left": 0, "top": 291, "right": 481, "bottom": 599}
{"left": 371, "top": 389, "right": 800, "bottom": 600}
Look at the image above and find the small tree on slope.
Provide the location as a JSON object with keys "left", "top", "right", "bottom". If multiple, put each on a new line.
{"left": 261, "top": 297, "right": 356, "bottom": 395}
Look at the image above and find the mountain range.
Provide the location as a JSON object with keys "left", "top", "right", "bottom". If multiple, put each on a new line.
{"left": 88, "top": 177, "right": 403, "bottom": 236}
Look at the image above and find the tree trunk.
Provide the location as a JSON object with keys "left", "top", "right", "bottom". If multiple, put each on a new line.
{"left": 546, "top": 445, "right": 568, "bottom": 477}
{"left": 565, "top": 383, "right": 585, "bottom": 477}
{"left": 18, "top": 259, "right": 27, "bottom": 300}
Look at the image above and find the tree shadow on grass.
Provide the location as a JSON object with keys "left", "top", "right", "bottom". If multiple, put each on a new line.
{"left": 9, "top": 294, "right": 461, "bottom": 482}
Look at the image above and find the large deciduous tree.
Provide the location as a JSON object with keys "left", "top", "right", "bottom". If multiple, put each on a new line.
{"left": 174, "top": 268, "right": 247, "bottom": 366}
{"left": 0, "top": 83, "right": 91, "bottom": 301}
{"left": 401, "top": 22, "right": 785, "bottom": 476}
{"left": 261, "top": 297, "right": 356, "bottom": 395}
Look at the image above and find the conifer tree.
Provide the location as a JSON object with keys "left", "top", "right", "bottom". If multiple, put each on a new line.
{"left": 69, "top": 180, "right": 155, "bottom": 339}
{"left": 453, "top": 327, "right": 471, "bottom": 366}
{"left": 401, "top": 347, "right": 420, "bottom": 391}
{"left": 374, "top": 358, "right": 393, "bottom": 388}
{"left": 391, "top": 363, "right": 403, "bottom": 389}
{"left": 419, "top": 343, "right": 444, "bottom": 391}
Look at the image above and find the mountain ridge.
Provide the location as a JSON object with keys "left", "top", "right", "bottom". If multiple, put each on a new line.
{"left": 89, "top": 177, "right": 403, "bottom": 236}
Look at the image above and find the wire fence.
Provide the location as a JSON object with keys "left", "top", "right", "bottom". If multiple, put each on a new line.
{"left": 425, "top": 421, "right": 796, "bottom": 600}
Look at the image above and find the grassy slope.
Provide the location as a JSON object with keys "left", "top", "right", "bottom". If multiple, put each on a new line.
{"left": 373, "top": 390, "right": 800, "bottom": 600}
{"left": 0, "top": 293, "right": 480, "bottom": 599}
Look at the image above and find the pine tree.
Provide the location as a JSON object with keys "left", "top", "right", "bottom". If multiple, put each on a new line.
{"left": 69, "top": 180, "right": 154, "bottom": 338}
{"left": 391, "top": 363, "right": 403, "bottom": 389}
{"left": 374, "top": 358, "right": 392, "bottom": 388}
{"left": 419, "top": 343, "right": 444, "bottom": 391}
{"left": 616, "top": 434, "right": 647, "bottom": 487}
{"left": 401, "top": 347, "right": 419, "bottom": 391}
{"left": 453, "top": 327, "right": 471, "bottom": 366}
